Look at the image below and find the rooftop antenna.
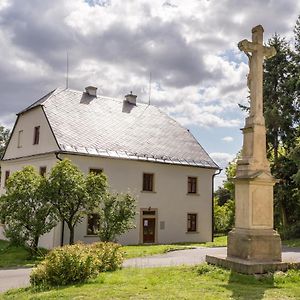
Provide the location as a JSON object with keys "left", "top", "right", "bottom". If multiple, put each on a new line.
{"left": 148, "top": 71, "right": 152, "bottom": 105}
{"left": 66, "top": 50, "right": 69, "bottom": 89}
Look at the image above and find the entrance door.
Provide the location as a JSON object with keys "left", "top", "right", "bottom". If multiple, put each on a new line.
{"left": 143, "top": 218, "right": 155, "bottom": 243}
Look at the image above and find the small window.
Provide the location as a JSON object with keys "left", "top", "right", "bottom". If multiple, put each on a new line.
{"left": 143, "top": 173, "right": 154, "bottom": 191}
{"left": 33, "top": 126, "right": 40, "bottom": 145}
{"left": 87, "top": 213, "right": 100, "bottom": 236}
{"left": 188, "top": 177, "right": 197, "bottom": 194}
{"left": 4, "top": 171, "right": 10, "bottom": 186}
{"left": 40, "top": 166, "right": 47, "bottom": 177}
{"left": 187, "top": 213, "right": 197, "bottom": 232}
{"left": 143, "top": 210, "right": 156, "bottom": 215}
{"left": 17, "top": 130, "right": 23, "bottom": 148}
{"left": 89, "top": 168, "right": 103, "bottom": 175}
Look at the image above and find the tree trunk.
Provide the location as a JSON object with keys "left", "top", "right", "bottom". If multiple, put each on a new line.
{"left": 69, "top": 225, "right": 75, "bottom": 245}
{"left": 30, "top": 235, "right": 39, "bottom": 257}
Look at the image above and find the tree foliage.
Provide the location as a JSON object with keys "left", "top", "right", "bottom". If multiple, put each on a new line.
{"left": 262, "top": 30, "right": 300, "bottom": 234}
{"left": 0, "top": 124, "right": 10, "bottom": 158}
{"left": 0, "top": 166, "right": 57, "bottom": 253}
{"left": 97, "top": 193, "right": 136, "bottom": 242}
{"left": 47, "top": 159, "right": 107, "bottom": 245}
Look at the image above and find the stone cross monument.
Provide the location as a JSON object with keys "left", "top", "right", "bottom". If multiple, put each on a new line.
{"left": 228, "top": 25, "right": 281, "bottom": 263}
{"left": 206, "top": 25, "right": 282, "bottom": 273}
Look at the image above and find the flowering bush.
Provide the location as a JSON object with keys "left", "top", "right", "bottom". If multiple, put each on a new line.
{"left": 30, "top": 242, "right": 123, "bottom": 287}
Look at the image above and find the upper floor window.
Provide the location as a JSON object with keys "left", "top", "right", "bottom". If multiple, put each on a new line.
{"left": 4, "top": 170, "right": 10, "bottom": 187}
{"left": 40, "top": 166, "right": 47, "bottom": 177}
{"left": 87, "top": 213, "right": 100, "bottom": 236}
{"left": 33, "top": 126, "right": 40, "bottom": 145}
{"left": 187, "top": 213, "right": 197, "bottom": 232}
{"left": 17, "top": 130, "right": 23, "bottom": 148}
{"left": 89, "top": 168, "right": 103, "bottom": 175}
{"left": 143, "top": 173, "right": 154, "bottom": 192}
{"left": 188, "top": 177, "right": 197, "bottom": 194}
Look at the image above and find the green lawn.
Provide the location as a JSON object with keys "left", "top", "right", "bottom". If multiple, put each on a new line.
{"left": 3, "top": 264, "right": 300, "bottom": 299}
{"left": 0, "top": 240, "right": 47, "bottom": 269}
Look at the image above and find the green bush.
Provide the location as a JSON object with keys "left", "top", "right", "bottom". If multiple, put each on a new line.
{"left": 90, "top": 242, "right": 123, "bottom": 272}
{"left": 30, "top": 242, "right": 123, "bottom": 287}
{"left": 214, "top": 199, "right": 235, "bottom": 234}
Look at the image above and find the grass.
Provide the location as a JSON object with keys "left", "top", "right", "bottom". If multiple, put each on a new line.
{"left": 282, "top": 238, "right": 300, "bottom": 248}
{"left": 3, "top": 264, "right": 300, "bottom": 299}
{"left": 0, "top": 240, "right": 47, "bottom": 269}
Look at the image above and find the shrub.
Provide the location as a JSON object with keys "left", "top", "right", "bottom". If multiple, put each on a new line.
{"left": 30, "top": 242, "right": 123, "bottom": 287}
{"left": 90, "top": 242, "right": 123, "bottom": 272}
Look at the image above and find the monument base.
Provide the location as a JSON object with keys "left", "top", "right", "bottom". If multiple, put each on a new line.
{"left": 205, "top": 254, "right": 292, "bottom": 275}
{"left": 227, "top": 228, "right": 282, "bottom": 262}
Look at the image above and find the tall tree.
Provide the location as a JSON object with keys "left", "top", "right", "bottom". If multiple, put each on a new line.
{"left": 47, "top": 159, "right": 107, "bottom": 244}
{"left": 263, "top": 33, "right": 300, "bottom": 231}
{"left": 0, "top": 166, "right": 57, "bottom": 253}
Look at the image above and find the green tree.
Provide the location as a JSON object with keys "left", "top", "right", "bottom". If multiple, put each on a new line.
{"left": 97, "top": 193, "right": 136, "bottom": 242}
{"left": 0, "top": 166, "right": 57, "bottom": 253}
{"left": 263, "top": 34, "right": 300, "bottom": 231}
{"left": 0, "top": 124, "right": 10, "bottom": 158}
{"left": 47, "top": 159, "right": 107, "bottom": 245}
{"left": 214, "top": 187, "right": 231, "bottom": 206}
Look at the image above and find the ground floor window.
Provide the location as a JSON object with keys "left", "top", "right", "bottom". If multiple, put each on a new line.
{"left": 187, "top": 213, "right": 197, "bottom": 232}
{"left": 87, "top": 213, "right": 100, "bottom": 236}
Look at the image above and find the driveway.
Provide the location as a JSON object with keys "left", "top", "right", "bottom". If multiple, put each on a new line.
{"left": 1, "top": 246, "right": 300, "bottom": 293}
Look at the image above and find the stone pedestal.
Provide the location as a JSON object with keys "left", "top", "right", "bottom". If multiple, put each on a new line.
{"left": 228, "top": 228, "right": 281, "bottom": 262}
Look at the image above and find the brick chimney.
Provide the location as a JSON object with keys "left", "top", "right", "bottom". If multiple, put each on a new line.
{"left": 85, "top": 86, "right": 97, "bottom": 97}
{"left": 125, "top": 91, "right": 137, "bottom": 105}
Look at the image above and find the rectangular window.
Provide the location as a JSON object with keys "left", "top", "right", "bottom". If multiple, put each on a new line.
{"left": 17, "top": 130, "right": 23, "bottom": 148}
{"left": 87, "top": 213, "right": 100, "bottom": 236}
{"left": 188, "top": 177, "right": 197, "bottom": 194}
{"left": 89, "top": 168, "right": 103, "bottom": 175}
{"left": 187, "top": 213, "right": 197, "bottom": 232}
{"left": 143, "top": 173, "right": 154, "bottom": 191}
{"left": 40, "top": 166, "right": 47, "bottom": 177}
{"left": 33, "top": 126, "right": 40, "bottom": 145}
{"left": 4, "top": 171, "right": 10, "bottom": 186}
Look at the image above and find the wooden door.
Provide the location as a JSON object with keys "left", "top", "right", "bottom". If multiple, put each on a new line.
{"left": 143, "top": 218, "right": 155, "bottom": 243}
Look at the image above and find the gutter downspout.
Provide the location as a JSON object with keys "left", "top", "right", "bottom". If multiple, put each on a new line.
{"left": 211, "top": 168, "right": 222, "bottom": 242}
{"left": 55, "top": 152, "right": 65, "bottom": 247}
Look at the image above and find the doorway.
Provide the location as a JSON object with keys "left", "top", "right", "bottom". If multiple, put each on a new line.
{"left": 141, "top": 209, "right": 157, "bottom": 244}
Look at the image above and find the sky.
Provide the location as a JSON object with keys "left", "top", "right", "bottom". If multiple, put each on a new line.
{"left": 0, "top": 0, "right": 299, "bottom": 187}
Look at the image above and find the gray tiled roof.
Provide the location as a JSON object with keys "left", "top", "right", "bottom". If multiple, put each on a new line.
{"left": 25, "top": 88, "right": 219, "bottom": 169}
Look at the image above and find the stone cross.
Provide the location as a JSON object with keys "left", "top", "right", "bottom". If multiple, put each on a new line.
{"left": 238, "top": 25, "right": 276, "bottom": 121}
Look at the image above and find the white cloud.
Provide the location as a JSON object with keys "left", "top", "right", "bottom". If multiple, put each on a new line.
{"left": 210, "top": 152, "right": 235, "bottom": 169}
{"left": 0, "top": 0, "right": 299, "bottom": 134}
{"left": 222, "top": 136, "right": 234, "bottom": 142}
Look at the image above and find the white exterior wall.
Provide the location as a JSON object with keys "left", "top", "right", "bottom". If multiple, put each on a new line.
{"left": 3, "top": 106, "right": 59, "bottom": 160}
{"left": 61, "top": 154, "right": 215, "bottom": 246}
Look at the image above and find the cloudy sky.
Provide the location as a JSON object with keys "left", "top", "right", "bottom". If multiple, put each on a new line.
{"left": 0, "top": 0, "right": 299, "bottom": 186}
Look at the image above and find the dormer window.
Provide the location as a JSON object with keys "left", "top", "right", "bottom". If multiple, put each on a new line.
{"left": 33, "top": 126, "right": 40, "bottom": 145}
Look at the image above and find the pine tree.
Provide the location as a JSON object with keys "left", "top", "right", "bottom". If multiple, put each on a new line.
{"left": 263, "top": 33, "right": 300, "bottom": 232}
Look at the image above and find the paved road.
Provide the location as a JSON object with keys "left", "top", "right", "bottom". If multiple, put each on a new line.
{"left": 123, "top": 246, "right": 227, "bottom": 268}
{"left": 1, "top": 246, "right": 300, "bottom": 293}
{"left": 0, "top": 267, "right": 31, "bottom": 293}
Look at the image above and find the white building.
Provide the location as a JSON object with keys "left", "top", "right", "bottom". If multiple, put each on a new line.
{"left": 0, "top": 87, "right": 219, "bottom": 248}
